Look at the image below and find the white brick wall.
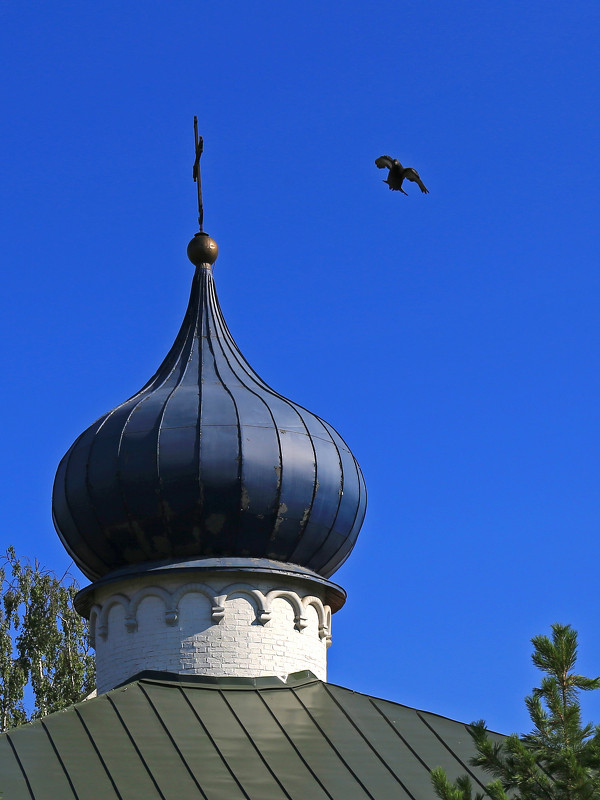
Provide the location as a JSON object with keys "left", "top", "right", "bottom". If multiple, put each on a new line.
{"left": 91, "top": 572, "right": 333, "bottom": 693}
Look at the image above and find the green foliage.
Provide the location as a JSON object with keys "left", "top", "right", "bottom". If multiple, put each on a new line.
{"left": 432, "top": 624, "right": 600, "bottom": 800}
{"left": 0, "top": 547, "right": 95, "bottom": 732}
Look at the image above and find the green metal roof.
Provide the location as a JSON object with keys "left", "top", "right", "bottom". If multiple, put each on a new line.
{"left": 0, "top": 671, "right": 500, "bottom": 800}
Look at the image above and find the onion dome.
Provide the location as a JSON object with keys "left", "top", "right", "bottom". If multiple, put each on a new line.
{"left": 53, "top": 232, "right": 366, "bottom": 582}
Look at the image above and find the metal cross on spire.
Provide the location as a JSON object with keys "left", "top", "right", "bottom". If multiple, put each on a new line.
{"left": 193, "top": 116, "right": 204, "bottom": 232}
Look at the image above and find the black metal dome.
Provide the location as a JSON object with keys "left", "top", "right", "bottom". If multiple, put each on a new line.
{"left": 52, "top": 236, "right": 366, "bottom": 581}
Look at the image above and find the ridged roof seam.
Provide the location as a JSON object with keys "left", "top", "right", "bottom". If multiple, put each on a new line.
{"left": 137, "top": 683, "right": 209, "bottom": 800}
{"left": 209, "top": 281, "right": 321, "bottom": 560}
{"left": 299, "top": 418, "right": 347, "bottom": 573}
{"left": 73, "top": 707, "right": 124, "bottom": 800}
{"left": 115, "top": 294, "right": 200, "bottom": 553}
{"left": 150, "top": 278, "right": 204, "bottom": 544}
{"left": 61, "top": 433, "right": 114, "bottom": 576}
{"left": 368, "top": 698, "right": 433, "bottom": 771}
{"left": 194, "top": 271, "right": 205, "bottom": 526}
{"left": 203, "top": 276, "right": 244, "bottom": 553}
{"left": 177, "top": 686, "right": 252, "bottom": 800}
{"left": 285, "top": 413, "right": 335, "bottom": 566}
{"left": 206, "top": 275, "right": 284, "bottom": 550}
{"left": 291, "top": 687, "right": 378, "bottom": 800}
{"left": 323, "top": 684, "right": 417, "bottom": 799}
{"left": 40, "top": 719, "right": 79, "bottom": 799}
{"left": 136, "top": 266, "right": 210, "bottom": 394}
{"left": 81, "top": 268, "right": 205, "bottom": 560}
{"left": 416, "top": 712, "right": 488, "bottom": 792}
{"left": 105, "top": 694, "right": 167, "bottom": 800}
{"left": 5, "top": 733, "right": 35, "bottom": 800}
{"left": 255, "top": 688, "right": 336, "bottom": 800}
{"left": 218, "top": 689, "right": 295, "bottom": 800}
{"left": 310, "top": 418, "right": 365, "bottom": 575}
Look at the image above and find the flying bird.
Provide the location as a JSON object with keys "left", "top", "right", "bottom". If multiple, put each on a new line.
{"left": 375, "top": 155, "right": 429, "bottom": 194}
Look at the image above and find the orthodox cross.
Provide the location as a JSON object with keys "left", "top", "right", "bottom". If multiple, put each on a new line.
{"left": 193, "top": 116, "right": 204, "bottom": 231}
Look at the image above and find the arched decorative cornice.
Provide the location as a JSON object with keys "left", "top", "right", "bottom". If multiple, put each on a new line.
{"left": 217, "top": 583, "right": 269, "bottom": 623}
{"left": 171, "top": 582, "right": 223, "bottom": 624}
{"left": 301, "top": 596, "right": 330, "bottom": 642}
{"left": 95, "top": 580, "right": 331, "bottom": 640}
{"left": 89, "top": 604, "right": 102, "bottom": 647}
{"left": 126, "top": 585, "right": 172, "bottom": 631}
{"left": 266, "top": 589, "right": 307, "bottom": 631}
{"left": 96, "top": 594, "right": 129, "bottom": 640}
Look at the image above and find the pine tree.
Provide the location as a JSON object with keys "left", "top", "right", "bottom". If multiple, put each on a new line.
{"left": 432, "top": 624, "right": 600, "bottom": 800}
{"left": 0, "top": 547, "right": 95, "bottom": 732}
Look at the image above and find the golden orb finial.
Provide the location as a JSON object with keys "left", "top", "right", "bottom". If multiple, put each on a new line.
{"left": 187, "top": 231, "right": 218, "bottom": 266}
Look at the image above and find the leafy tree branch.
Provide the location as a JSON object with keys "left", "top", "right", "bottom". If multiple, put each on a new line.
{"left": 0, "top": 547, "right": 95, "bottom": 732}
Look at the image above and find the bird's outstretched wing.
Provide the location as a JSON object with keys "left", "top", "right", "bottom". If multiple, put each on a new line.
{"left": 375, "top": 155, "right": 395, "bottom": 170}
{"left": 404, "top": 167, "right": 429, "bottom": 194}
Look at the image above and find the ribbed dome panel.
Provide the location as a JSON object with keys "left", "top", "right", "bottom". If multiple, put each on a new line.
{"left": 53, "top": 263, "right": 366, "bottom": 580}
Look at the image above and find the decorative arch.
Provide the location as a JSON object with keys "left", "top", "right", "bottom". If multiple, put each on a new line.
{"left": 218, "top": 583, "right": 269, "bottom": 624}
{"left": 127, "top": 585, "right": 172, "bottom": 631}
{"left": 266, "top": 589, "right": 307, "bottom": 631}
{"left": 171, "top": 582, "right": 221, "bottom": 624}
{"left": 324, "top": 605, "right": 332, "bottom": 647}
{"left": 97, "top": 594, "right": 129, "bottom": 638}
{"left": 91, "top": 580, "right": 332, "bottom": 644}
{"left": 89, "top": 604, "right": 102, "bottom": 646}
{"left": 301, "top": 596, "right": 329, "bottom": 640}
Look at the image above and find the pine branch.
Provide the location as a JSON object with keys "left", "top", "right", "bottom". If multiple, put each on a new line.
{"left": 431, "top": 625, "right": 600, "bottom": 800}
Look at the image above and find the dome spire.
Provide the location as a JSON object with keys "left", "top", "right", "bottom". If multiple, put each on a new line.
{"left": 188, "top": 119, "right": 219, "bottom": 267}
{"left": 54, "top": 130, "right": 366, "bottom": 688}
{"left": 53, "top": 131, "right": 365, "bottom": 583}
{"left": 192, "top": 115, "right": 204, "bottom": 232}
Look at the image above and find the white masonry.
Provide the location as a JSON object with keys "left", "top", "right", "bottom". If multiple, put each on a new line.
{"left": 88, "top": 568, "right": 334, "bottom": 693}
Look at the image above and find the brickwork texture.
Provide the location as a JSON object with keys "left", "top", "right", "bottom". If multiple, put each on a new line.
{"left": 91, "top": 573, "right": 332, "bottom": 692}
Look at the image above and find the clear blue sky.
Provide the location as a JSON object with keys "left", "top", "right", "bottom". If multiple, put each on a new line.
{"left": 2, "top": 1, "right": 600, "bottom": 735}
